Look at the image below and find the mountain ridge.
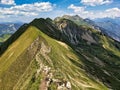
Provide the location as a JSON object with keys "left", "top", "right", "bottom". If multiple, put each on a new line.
{"left": 0, "top": 17, "right": 120, "bottom": 90}
{"left": 56, "top": 15, "right": 120, "bottom": 42}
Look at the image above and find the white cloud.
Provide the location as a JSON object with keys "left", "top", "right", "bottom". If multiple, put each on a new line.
{"left": 81, "top": 0, "right": 113, "bottom": 6}
{"left": 0, "top": 2, "right": 55, "bottom": 22}
{"left": 105, "top": 8, "right": 120, "bottom": 18}
{"left": 0, "top": 0, "right": 15, "bottom": 5}
{"left": 68, "top": 4, "right": 120, "bottom": 19}
{"left": 11, "top": 2, "right": 54, "bottom": 12}
{"left": 68, "top": 4, "right": 85, "bottom": 12}
{"left": 0, "top": 2, "right": 54, "bottom": 16}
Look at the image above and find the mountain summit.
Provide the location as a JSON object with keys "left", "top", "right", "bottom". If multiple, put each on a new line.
{"left": 0, "top": 17, "right": 120, "bottom": 90}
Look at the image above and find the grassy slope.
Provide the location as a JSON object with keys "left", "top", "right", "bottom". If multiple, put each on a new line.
{"left": 100, "top": 36, "right": 120, "bottom": 56}
{"left": 54, "top": 18, "right": 120, "bottom": 89}
{"left": 36, "top": 27, "right": 108, "bottom": 90}
{"left": 0, "top": 34, "right": 11, "bottom": 43}
{"left": 73, "top": 27, "right": 120, "bottom": 89}
{"left": 0, "top": 26, "right": 108, "bottom": 90}
{"left": 0, "top": 26, "right": 40, "bottom": 89}
{"left": 0, "top": 26, "right": 39, "bottom": 75}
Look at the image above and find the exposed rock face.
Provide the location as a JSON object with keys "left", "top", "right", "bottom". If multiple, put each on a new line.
{"left": 55, "top": 19, "right": 97, "bottom": 45}
{"left": 81, "top": 32, "right": 97, "bottom": 44}
{"left": 35, "top": 41, "right": 72, "bottom": 90}
{"left": 56, "top": 20, "right": 80, "bottom": 44}
{"left": 27, "top": 36, "right": 41, "bottom": 57}
{"left": 26, "top": 36, "right": 74, "bottom": 90}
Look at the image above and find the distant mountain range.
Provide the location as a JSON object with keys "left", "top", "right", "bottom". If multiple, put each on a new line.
{"left": 0, "top": 23, "right": 23, "bottom": 35}
{"left": 94, "top": 18, "right": 120, "bottom": 42}
{"left": 0, "top": 23, "right": 23, "bottom": 43}
{"left": 94, "top": 17, "right": 120, "bottom": 26}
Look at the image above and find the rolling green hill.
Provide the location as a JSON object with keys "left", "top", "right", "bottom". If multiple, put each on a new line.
{"left": 0, "top": 17, "right": 120, "bottom": 90}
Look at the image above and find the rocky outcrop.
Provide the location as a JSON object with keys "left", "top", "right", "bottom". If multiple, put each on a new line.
{"left": 34, "top": 41, "right": 72, "bottom": 90}
{"left": 55, "top": 19, "right": 98, "bottom": 45}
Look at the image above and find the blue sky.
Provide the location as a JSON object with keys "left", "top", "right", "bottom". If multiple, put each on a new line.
{"left": 0, "top": 0, "right": 120, "bottom": 22}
